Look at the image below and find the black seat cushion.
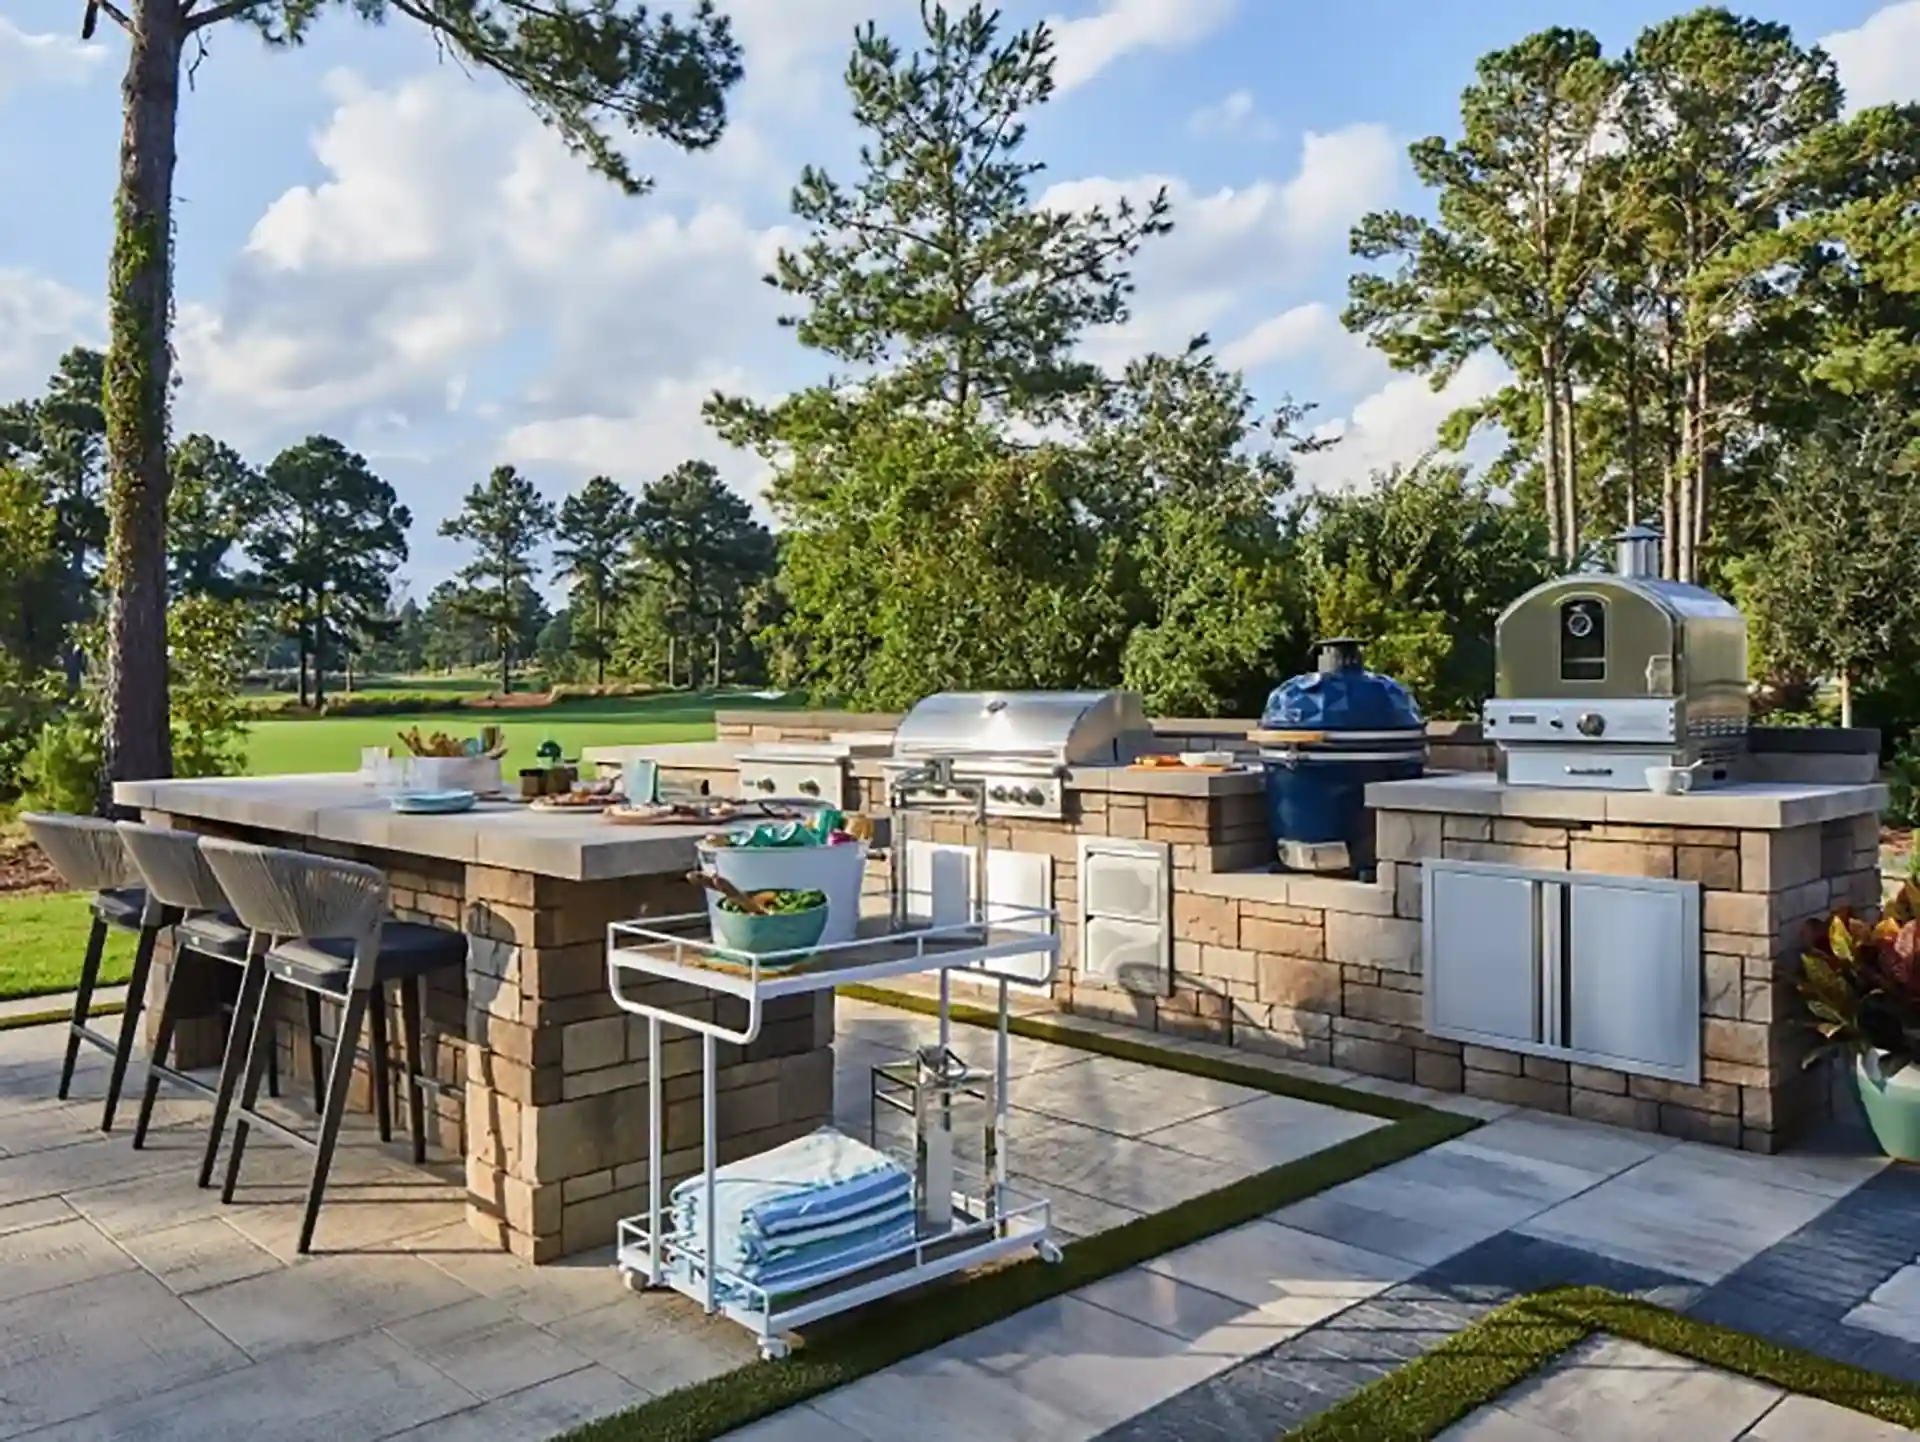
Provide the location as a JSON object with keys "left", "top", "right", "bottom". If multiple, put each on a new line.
{"left": 92, "top": 887, "right": 152, "bottom": 931}
{"left": 265, "top": 922, "right": 468, "bottom": 993}
{"left": 175, "top": 911, "right": 250, "bottom": 962}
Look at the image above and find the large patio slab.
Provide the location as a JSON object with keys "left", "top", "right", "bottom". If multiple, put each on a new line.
{"left": 0, "top": 995, "right": 1379, "bottom": 1440}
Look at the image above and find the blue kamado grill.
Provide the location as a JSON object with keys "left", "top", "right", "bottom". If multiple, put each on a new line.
{"left": 1251, "top": 639, "right": 1426, "bottom": 877}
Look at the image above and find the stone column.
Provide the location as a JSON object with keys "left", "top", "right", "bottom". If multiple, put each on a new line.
{"left": 459, "top": 866, "right": 834, "bottom": 1261}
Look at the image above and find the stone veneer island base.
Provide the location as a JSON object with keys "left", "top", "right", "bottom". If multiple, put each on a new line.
{"left": 691, "top": 711, "right": 1887, "bottom": 1156}
{"left": 113, "top": 777, "right": 834, "bottom": 1263}
{"left": 1090, "top": 774, "right": 1886, "bottom": 1153}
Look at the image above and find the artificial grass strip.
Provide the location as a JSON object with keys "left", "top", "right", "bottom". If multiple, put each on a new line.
{"left": 0, "top": 1002, "right": 120, "bottom": 1032}
{"left": 1284, "top": 1284, "right": 1920, "bottom": 1441}
{"left": 562, "top": 1105, "right": 1476, "bottom": 1442}
{"left": 838, "top": 980, "right": 1431, "bottom": 1123}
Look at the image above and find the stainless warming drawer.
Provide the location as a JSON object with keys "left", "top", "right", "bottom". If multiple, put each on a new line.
{"left": 1423, "top": 860, "right": 1702, "bottom": 1083}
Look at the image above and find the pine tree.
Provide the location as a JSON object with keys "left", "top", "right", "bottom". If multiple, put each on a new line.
{"left": 440, "top": 466, "right": 556, "bottom": 694}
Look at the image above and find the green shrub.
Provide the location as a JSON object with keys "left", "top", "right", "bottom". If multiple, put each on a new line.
{"left": 319, "top": 693, "right": 459, "bottom": 717}
{"left": 0, "top": 656, "right": 59, "bottom": 800}
{"left": 1888, "top": 733, "right": 1920, "bottom": 830}
{"left": 19, "top": 713, "right": 103, "bottom": 815}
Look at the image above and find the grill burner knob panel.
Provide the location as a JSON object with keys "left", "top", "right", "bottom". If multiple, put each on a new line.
{"left": 1576, "top": 712, "right": 1606, "bottom": 738}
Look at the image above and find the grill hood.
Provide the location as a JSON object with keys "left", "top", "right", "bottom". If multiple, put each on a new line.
{"left": 889, "top": 691, "right": 1154, "bottom": 769}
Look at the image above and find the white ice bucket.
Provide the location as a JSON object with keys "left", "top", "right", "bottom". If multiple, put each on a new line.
{"left": 694, "top": 836, "right": 870, "bottom": 947}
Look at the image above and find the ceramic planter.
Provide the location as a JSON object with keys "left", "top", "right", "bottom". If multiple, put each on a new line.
{"left": 1855, "top": 1053, "right": 1920, "bottom": 1162}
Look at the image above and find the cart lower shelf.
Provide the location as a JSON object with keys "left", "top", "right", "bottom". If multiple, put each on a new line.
{"left": 616, "top": 1189, "right": 1062, "bottom": 1361}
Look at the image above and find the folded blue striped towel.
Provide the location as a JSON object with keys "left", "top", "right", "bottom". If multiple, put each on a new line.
{"left": 669, "top": 1128, "right": 911, "bottom": 1240}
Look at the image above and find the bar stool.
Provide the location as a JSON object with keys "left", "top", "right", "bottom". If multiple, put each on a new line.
{"left": 115, "top": 823, "right": 283, "bottom": 1150}
{"left": 20, "top": 812, "right": 172, "bottom": 1131}
{"left": 198, "top": 839, "right": 467, "bottom": 1254}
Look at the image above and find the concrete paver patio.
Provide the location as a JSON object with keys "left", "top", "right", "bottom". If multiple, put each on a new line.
{"left": 3, "top": 996, "right": 1918, "bottom": 1441}
{"left": 0, "top": 997, "right": 1370, "bottom": 1440}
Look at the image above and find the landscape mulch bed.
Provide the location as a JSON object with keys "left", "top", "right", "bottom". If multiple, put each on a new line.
{"left": 0, "top": 837, "right": 57, "bottom": 896}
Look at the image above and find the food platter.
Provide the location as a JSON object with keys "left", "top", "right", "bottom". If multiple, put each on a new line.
{"left": 604, "top": 799, "right": 801, "bottom": 827}
{"left": 529, "top": 791, "right": 615, "bottom": 814}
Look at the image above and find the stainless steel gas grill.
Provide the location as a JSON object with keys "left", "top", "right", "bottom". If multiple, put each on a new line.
{"left": 883, "top": 691, "right": 1155, "bottom": 819}
{"left": 1483, "top": 524, "right": 1750, "bottom": 790}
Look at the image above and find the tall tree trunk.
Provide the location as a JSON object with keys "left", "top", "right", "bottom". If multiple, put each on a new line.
{"left": 667, "top": 633, "right": 677, "bottom": 690}
{"left": 1624, "top": 309, "right": 1643, "bottom": 527}
{"left": 1676, "top": 351, "right": 1699, "bottom": 585}
{"left": 1839, "top": 667, "right": 1853, "bottom": 730}
{"left": 595, "top": 590, "right": 607, "bottom": 685}
{"left": 1559, "top": 369, "right": 1579, "bottom": 561}
{"left": 1692, "top": 360, "right": 1710, "bottom": 581}
{"left": 1541, "top": 357, "right": 1564, "bottom": 561}
{"left": 313, "top": 600, "right": 328, "bottom": 710}
{"left": 100, "top": 0, "right": 186, "bottom": 798}
{"left": 1659, "top": 315, "right": 1679, "bottom": 579}
{"left": 297, "top": 636, "right": 309, "bottom": 709}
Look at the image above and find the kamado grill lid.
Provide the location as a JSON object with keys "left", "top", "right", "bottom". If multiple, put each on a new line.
{"left": 1257, "top": 639, "right": 1425, "bottom": 742}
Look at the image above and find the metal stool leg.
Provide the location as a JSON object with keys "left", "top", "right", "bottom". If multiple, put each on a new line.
{"left": 304, "top": 992, "right": 325, "bottom": 1113}
{"left": 59, "top": 918, "right": 108, "bottom": 1100}
{"left": 99, "top": 925, "right": 158, "bottom": 1132}
{"left": 221, "top": 975, "right": 279, "bottom": 1204}
{"left": 399, "top": 977, "right": 427, "bottom": 1165}
{"left": 369, "top": 984, "right": 392, "bottom": 1143}
{"left": 200, "top": 952, "right": 266, "bottom": 1189}
{"left": 298, "top": 987, "right": 370, "bottom": 1254}
{"left": 131, "top": 950, "right": 188, "bottom": 1150}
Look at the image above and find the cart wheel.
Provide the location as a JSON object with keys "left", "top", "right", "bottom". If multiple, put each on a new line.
{"left": 621, "top": 1268, "right": 650, "bottom": 1294}
{"left": 1038, "top": 1239, "right": 1064, "bottom": 1264}
{"left": 759, "top": 1336, "right": 791, "bottom": 1362}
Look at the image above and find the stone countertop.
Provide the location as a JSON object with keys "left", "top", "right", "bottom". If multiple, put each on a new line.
{"left": 115, "top": 775, "right": 714, "bottom": 882}
{"left": 582, "top": 739, "right": 1270, "bottom": 798}
{"left": 1365, "top": 772, "right": 1887, "bottom": 831}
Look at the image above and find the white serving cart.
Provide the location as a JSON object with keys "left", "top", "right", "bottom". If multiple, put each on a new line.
{"left": 605, "top": 758, "right": 1063, "bottom": 1360}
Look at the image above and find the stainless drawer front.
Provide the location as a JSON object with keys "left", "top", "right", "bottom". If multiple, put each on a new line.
{"left": 1503, "top": 749, "right": 1661, "bottom": 789}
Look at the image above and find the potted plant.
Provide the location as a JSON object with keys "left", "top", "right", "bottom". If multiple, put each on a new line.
{"left": 1799, "top": 879, "right": 1920, "bottom": 1160}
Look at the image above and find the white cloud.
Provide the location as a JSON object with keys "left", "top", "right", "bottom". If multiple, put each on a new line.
{"left": 1217, "top": 302, "right": 1382, "bottom": 391}
{"left": 1821, "top": 2, "right": 1920, "bottom": 112}
{"left": 1294, "top": 351, "right": 1511, "bottom": 492}
{"left": 0, "top": 17, "right": 106, "bottom": 98}
{"left": 0, "top": 269, "right": 99, "bottom": 401}
{"left": 1049, "top": 0, "right": 1239, "bottom": 93}
{"left": 171, "top": 68, "right": 801, "bottom": 524}
{"left": 1187, "top": 89, "right": 1277, "bottom": 141}
{"left": 1047, "top": 123, "right": 1402, "bottom": 362}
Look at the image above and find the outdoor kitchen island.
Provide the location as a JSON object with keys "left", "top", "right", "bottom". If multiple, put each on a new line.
{"left": 111, "top": 775, "right": 837, "bottom": 1263}
{"left": 627, "top": 705, "right": 1888, "bottom": 1155}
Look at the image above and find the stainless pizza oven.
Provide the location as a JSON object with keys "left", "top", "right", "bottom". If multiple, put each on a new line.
{"left": 1483, "top": 525, "right": 1749, "bottom": 789}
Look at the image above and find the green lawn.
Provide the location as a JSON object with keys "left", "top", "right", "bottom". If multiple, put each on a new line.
{"left": 0, "top": 893, "right": 135, "bottom": 1001}
{"left": 242, "top": 688, "right": 793, "bottom": 775}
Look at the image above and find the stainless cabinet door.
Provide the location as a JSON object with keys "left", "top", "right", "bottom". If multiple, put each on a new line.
{"left": 1425, "top": 865, "right": 1541, "bottom": 1046}
{"left": 1566, "top": 878, "right": 1700, "bottom": 1081}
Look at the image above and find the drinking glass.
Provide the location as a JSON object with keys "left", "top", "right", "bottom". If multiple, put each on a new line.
{"left": 360, "top": 746, "right": 390, "bottom": 789}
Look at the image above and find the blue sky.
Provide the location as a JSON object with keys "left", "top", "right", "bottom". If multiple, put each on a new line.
{"left": 1, "top": 0, "right": 1915, "bottom": 594}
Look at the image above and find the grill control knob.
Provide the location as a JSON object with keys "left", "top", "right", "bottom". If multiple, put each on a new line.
{"left": 1576, "top": 712, "right": 1606, "bottom": 738}
{"left": 755, "top": 777, "right": 776, "bottom": 793}
{"left": 799, "top": 780, "right": 821, "bottom": 797}
{"left": 989, "top": 786, "right": 1010, "bottom": 802}
{"left": 1023, "top": 787, "right": 1046, "bottom": 806}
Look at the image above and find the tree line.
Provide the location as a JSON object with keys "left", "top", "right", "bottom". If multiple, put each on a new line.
{"left": 0, "top": 348, "right": 775, "bottom": 798}
{"left": 39, "top": 0, "right": 1920, "bottom": 795}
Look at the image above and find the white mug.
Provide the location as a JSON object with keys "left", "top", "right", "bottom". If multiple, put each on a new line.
{"left": 1645, "top": 764, "right": 1694, "bottom": 796}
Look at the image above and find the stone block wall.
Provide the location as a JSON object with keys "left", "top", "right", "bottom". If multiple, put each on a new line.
{"left": 137, "top": 814, "right": 834, "bottom": 1264}
{"left": 1059, "top": 805, "right": 1880, "bottom": 1154}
